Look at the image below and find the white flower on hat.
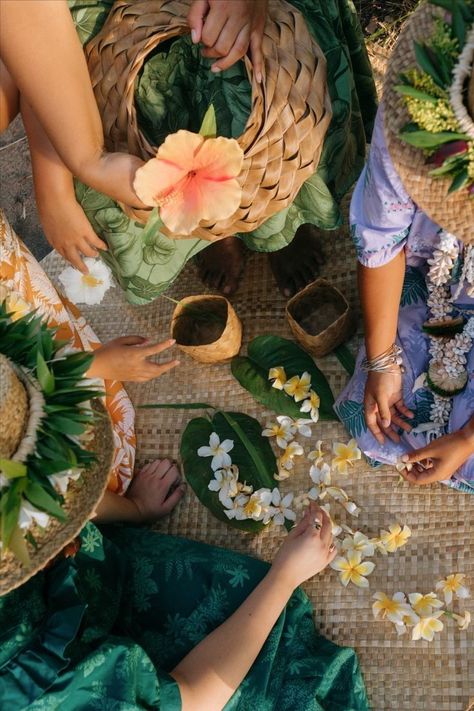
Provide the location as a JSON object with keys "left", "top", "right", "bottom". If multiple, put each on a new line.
{"left": 18, "top": 501, "right": 50, "bottom": 530}
{"left": 58, "top": 259, "right": 114, "bottom": 305}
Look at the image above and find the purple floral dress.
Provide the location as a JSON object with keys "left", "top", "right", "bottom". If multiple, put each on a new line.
{"left": 335, "top": 105, "right": 474, "bottom": 494}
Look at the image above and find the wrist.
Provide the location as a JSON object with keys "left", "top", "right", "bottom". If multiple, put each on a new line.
{"left": 459, "top": 418, "right": 474, "bottom": 452}
{"left": 266, "top": 564, "right": 299, "bottom": 596}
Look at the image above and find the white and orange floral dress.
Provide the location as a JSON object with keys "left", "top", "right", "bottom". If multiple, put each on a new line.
{"left": 0, "top": 210, "right": 135, "bottom": 494}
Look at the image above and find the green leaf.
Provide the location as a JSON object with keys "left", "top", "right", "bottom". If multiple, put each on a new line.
{"left": 47, "top": 415, "right": 86, "bottom": 436}
{"left": 0, "top": 459, "right": 27, "bottom": 479}
{"left": 399, "top": 130, "right": 468, "bottom": 148}
{"left": 180, "top": 411, "right": 277, "bottom": 533}
{"left": 1, "top": 479, "right": 27, "bottom": 548}
{"left": 8, "top": 524, "right": 31, "bottom": 567}
{"left": 199, "top": 104, "right": 217, "bottom": 138}
{"left": 414, "top": 42, "right": 446, "bottom": 88}
{"left": 394, "top": 84, "right": 439, "bottom": 103}
{"left": 232, "top": 335, "right": 336, "bottom": 420}
{"left": 37, "top": 352, "right": 55, "bottom": 394}
{"left": 334, "top": 344, "right": 355, "bottom": 376}
{"left": 448, "top": 168, "right": 470, "bottom": 193}
{"left": 25, "top": 482, "right": 67, "bottom": 521}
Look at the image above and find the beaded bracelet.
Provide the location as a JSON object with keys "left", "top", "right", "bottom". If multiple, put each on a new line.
{"left": 361, "top": 344, "right": 405, "bottom": 373}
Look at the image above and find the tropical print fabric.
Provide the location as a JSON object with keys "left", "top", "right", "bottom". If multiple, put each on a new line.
{"left": 68, "top": 0, "right": 377, "bottom": 304}
{"left": 334, "top": 107, "right": 474, "bottom": 494}
{"left": 0, "top": 522, "right": 370, "bottom": 710}
{"left": 0, "top": 211, "right": 135, "bottom": 494}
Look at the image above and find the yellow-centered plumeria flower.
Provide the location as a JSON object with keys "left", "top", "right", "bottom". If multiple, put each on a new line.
{"left": 408, "top": 592, "right": 444, "bottom": 617}
{"left": 330, "top": 551, "right": 375, "bottom": 588}
{"left": 268, "top": 366, "right": 287, "bottom": 390}
{"left": 379, "top": 524, "right": 412, "bottom": 553}
{"left": 411, "top": 612, "right": 444, "bottom": 642}
{"left": 278, "top": 441, "right": 304, "bottom": 471}
{"left": 395, "top": 606, "right": 421, "bottom": 636}
{"left": 299, "top": 389, "right": 320, "bottom": 423}
{"left": 308, "top": 440, "right": 324, "bottom": 465}
{"left": 262, "top": 416, "right": 296, "bottom": 449}
{"left": 342, "top": 532, "right": 375, "bottom": 558}
{"left": 435, "top": 574, "right": 470, "bottom": 605}
{"left": 0, "top": 287, "right": 30, "bottom": 322}
{"left": 283, "top": 372, "right": 311, "bottom": 402}
{"left": 451, "top": 610, "right": 471, "bottom": 631}
{"left": 224, "top": 489, "right": 271, "bottom": 522}
{"left": 372, "top": 592, "right": 413, "bottom": 624}
{"left": 58, "top": 259, "right": 114, "bottom": 306}
{"left": 331, "top": 439, "right": 361, "bottom": 475}
{"left": 197, "top": 432, "right": 234, "bottom": 471}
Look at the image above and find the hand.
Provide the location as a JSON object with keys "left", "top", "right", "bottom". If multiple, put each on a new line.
{"left": 38, "top": 193, "right": 108, "bottom": 275}
{"left": 88, "top": 336, "right": 179, "bottom": 382}
{"left": 364, "top": 369, "right": 414, "bottom": 445}
{"left": 126, "top": 459, "right": 186, "bottom": 522}
{"left": 271, "top": 503, "right": 336, "bottom": 589}
{"left": 398, "top": 429, "right": 474, "bottom": 486}
{"left": 188, "top": 0, "right": 267, "bottom": 81}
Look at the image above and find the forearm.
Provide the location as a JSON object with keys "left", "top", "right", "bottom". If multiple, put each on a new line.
{"left": 460, "top": 415, "right": 474, "bottom": 453}
{"left": 171, "top": 567, "right": 294, "bottom": 711}
{"left": 93, "top": 490, "right": 142, "bottom": 524}
{"left": 358, "top": 250, "right": 406, "bottom": 359}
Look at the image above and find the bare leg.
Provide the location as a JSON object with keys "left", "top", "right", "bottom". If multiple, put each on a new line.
{"left": 268, "top": 224, "right": 326, "bottom": 297}
{"left": 0, "top": 0, "right": 145, "bottom": 208}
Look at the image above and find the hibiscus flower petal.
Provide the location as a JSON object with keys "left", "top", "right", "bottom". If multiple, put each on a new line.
{"left": 133, "top": 157, "right": 187, "bottom": 207}
{"left": 192, "top": 136, "right": 243, "bottom": 179}
{"left": 157, "top": 130, "right": 205, "bottom": 171}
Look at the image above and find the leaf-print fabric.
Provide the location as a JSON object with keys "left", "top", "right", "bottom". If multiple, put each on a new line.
{"left": 0, "top": 523, "right": 370, "bottom": 710}
{"left": 67, "top": 0, "right": 377, "bottom": 304}
{"left": 334, "top": 106, "right": 474, "bottom": 494}
{"left": 0, "top": 212, "right": 135, "bottom": 494}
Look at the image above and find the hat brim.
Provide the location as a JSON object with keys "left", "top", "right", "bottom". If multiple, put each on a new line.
{"left": 383, "top": 2, "right": 474, "bottom": 243}
{"left": 0, "top": 399, "right": 114, "bottom": 595}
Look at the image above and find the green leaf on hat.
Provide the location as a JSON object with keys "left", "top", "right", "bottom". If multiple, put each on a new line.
{"left": 0, "top": 459, "right": 27, "bottom": 479}
{"left": 1, "top": 478, "right": 27, "bottom": 549}
{"left": 25, "top": 482, "right": 67, "bottom": 521}
{"left": 394, "top": 85, "right": 439, "bottom": 103}
{"left": 37, "top": 352, "right": 55, "bottom": 395}
{"left": 448, "top": 168, "right": 470, "bottom": 193}
{"left": 399, "top": 129, "right": 468, "bottom": 148}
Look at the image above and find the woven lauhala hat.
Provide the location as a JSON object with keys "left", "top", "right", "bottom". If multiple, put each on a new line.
{"left": 383, "top": 1, "right": 474, "bottom": 243}
{"left": 0, "top": 293, "right": 114, "bottom": 595}
{"left": 84, "top": 0, "right": 333, "bottom": 241}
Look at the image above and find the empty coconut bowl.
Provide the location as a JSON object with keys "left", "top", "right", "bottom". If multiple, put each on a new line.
{"left": 171, "top": 295, "right": 242, "bottom": 364}
{"left": 286, "top": 278, "right": 356, "bottom": 358}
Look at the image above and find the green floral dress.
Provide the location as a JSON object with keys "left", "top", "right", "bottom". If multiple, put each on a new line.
{"left": 0, "top": 523, "right": 369, "bottom": 710}
{"left": 69, "top": 0, "right": 377, "bottom": 304}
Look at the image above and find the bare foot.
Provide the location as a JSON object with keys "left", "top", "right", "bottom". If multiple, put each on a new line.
{"left": 268, "top": 224, "right": 326, "bottom": 297}
{"left": 126, "top": 459, "right": 185, "bottom": 522}
{"left": 196, "top": 236, "right": 247, "bottom": 295}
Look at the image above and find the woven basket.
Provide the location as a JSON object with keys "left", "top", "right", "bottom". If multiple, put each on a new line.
{"left": 85, "top": 0, "right": 332, "bottom": 241}
{"left": 0, "top": 354, "right": 28, "bottom": 458}
{"left": 286, "top": 278, "right": 356, "bottom": 358}
{"left": 383, "top": 3, "right": 474, "bottom": 243}
{"left": 171, "top": 295, "right": 242, "bottom": 363}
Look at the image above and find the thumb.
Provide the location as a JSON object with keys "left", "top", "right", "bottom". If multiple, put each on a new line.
{"left": 401, "top": 443, "right": 434, "bottom": 464}
{"left": 187, "top": 0, "right": 208, "bottom": 43}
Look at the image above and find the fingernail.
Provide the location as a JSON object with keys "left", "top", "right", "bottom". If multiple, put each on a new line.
{"left": 211, "top": 65, "right": 221, "bottom": 73}
{"left": 256, "top": 72, "right": 262, "bottom": 83}
{"left": 382, "top": 419, "right": 390, "bottom": 427}
{"left": 169, "top": 338, "right": 176, "bottom": 345}
{"left": 191, "top": 29, "right": 198, "bottom": 43}
{"left": 401, "top": 454, "right": 409, "bottom": 462}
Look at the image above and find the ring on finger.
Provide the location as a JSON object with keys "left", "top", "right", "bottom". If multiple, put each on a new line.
{"left": 328, "top": 543, "right": 336, "bottom": 553}
{"left": 312, "top": 518, "right": 322, "bottom": 531}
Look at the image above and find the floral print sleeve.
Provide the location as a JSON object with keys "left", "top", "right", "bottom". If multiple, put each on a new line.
{"left": 350, "top": 105, "right": 416, "bottom": 268}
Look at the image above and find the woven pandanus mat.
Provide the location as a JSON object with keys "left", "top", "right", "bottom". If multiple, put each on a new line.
{"left": 84, "top": 0, "right": 332, "bottom": 240}
{"left": 42, "top": 217, "right": 474, "bottom": 711}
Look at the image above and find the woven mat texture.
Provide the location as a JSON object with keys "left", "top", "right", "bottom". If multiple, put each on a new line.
{"left": 41, "top": 205, "right": 474, "bottom": 711}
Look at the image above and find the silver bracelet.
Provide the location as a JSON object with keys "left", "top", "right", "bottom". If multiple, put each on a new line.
{"left": 361, "top": 344, "right": 405, "bottom": 373}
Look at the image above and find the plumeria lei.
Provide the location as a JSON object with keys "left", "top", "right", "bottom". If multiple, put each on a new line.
{"left": 373, "top": 574, "right": 471, "bottom": 641}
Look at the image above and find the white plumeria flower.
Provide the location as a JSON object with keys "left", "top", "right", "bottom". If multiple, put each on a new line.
{"left": 263, "top": 488, "right": 296, "bottom": 526}
{"left": 331, "top": 439, "right": 361, "bottom": 475}
{"left": 279, "top": 441, "right": 304, "bottom": 470}
{"left": 342, "top": 501, "right": 361, "bottom": 517}
{"left": 378, "top": 524, "right": 412, "bottom": 553}
{"left": 308, "top": 441, "right": 324, "bottom": 465}
{"left": 283, "top": 372, "right": 311, "bottom": 402}
{"left": 309, "top": 462, "right": 332, "bottom": 487}
{"left": 408, "top": 592, "right": 444, "bottom": 617}
{"left": 48, "top": 468, "right": 82, "bottom": 496}
{"left": 58, "top": 258, "right": 114, "bottom": 305}
{"left": 372, "top": 592, "right": 413, "bottom": 624}
{"left": 342, "top": 532, "right": 375, "bottom": 557}
{"left": 197, "top": 432, "right": 234, "bottom": 471}
{"left": 208, "top": 465, "right": 240, "bottom": 506}
{"left": 411, "top": 612, "right": 444, "bottom": 642}
{"left": 293, "top": 492, "right": 311, "bottom": 511}
{"left": 435, "top": 574, "right": 470, "bottom": 605}
{"left": 268, "top": 366, "right": 287, "bottom": 390}
{"left": 293, "top": 419, "right": 313, "bottom": 438}
{"left": 299, "top": 390, "right": 320, "bottom": 422}
{"left": 274, "top": 468, "right": 291, "bottom": 481}
{"left": 394, "top": 606, "right": 421, "bottom": 636}
{"left": 18, "top": 501, "right": 50, "bottom": 530}
{"left": 225, "top": 489, "right": 272, "bottom": 522}
{"left": 452, "top": 610, "right": 471, "bottom": 631}
{"left": 262, "top": 416, "right": 296, "bottom": 449}
{"left": 236, "top": 481, "right": 253, "bottom": 495}
{"left": 320, "top": 503, "right": 342, "bottom": 537}
{"left": 330, "top": 551, "right": 375, "bottom": 588}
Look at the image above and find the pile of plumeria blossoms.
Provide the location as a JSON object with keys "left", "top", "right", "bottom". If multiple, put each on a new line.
{"left": 373, "top": 574, "right": 471, "bottom": 641}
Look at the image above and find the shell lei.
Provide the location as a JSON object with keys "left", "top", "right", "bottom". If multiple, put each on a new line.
{"left": 425, "top": 230, "right": 474, "bottom": 431}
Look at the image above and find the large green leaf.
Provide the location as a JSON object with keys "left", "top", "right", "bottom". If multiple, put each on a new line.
{"left": 1, "top": 478, "right": 27, "bottom": 548}
{"left": 399, "top": 129, "right": 468, "bottom": 149}
{"left": 25, "top": 482, "right": 67, "bottom": 521}
{"left": 231, "top": 335, "right": 336, "bottom": 420}
{"left": 180, "top": 410, "right": 277, "bottom": 533}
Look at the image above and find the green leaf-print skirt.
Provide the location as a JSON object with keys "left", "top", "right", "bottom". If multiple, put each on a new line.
{"left": 0, "top": 523, "right": 370, "bottom": 710}
{"left": 69, "top": 0, "right": 377, "bottom": 304}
